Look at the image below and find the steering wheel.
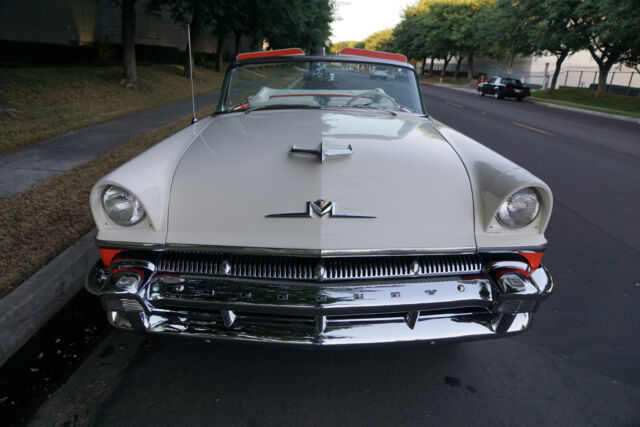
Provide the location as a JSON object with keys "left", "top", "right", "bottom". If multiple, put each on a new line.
{"left": 346, "top": 90, "right": 398, "bottom": 109}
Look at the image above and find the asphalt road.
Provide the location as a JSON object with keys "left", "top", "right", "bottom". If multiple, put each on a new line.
{"left": 66, "top": 85, "right": 640, "bottom": 425}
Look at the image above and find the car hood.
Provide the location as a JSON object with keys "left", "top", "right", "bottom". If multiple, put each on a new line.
{"left": 166, "top": 110, "right": 476, "bottom": 252}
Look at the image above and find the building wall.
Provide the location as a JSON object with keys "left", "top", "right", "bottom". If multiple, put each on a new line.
{"left": 0, "top": 0, "right": 217, "bottom": 53}
{"left": 443, "top": 50, "right": 636, "bottom": 76}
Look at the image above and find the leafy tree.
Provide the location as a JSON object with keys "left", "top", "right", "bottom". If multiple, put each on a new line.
{"left": 420, "top": 2, "right": 461, "bottom": 78}
{"left": 393, "top": 5, "right": 436, "bottom": 75}
{"left": 572, "top": 0, "right": 640, "bottom": 97}
{"left": 476, "top": 0, "right": 537, "bottom": 75}
{"left": 230, "top": 0, "right": 334, "bottom": 55}
{"left": 393, "top": 0, "right": 486, "bottom": 78}
{"left": 147, "top": 0, "right": 334, "bottom": 72}
{"left": 364, "top": 29, "right": 394, "bottom": 52}
{"left": 622, "top": 45, "right": 640, "bottom": 76}
{"left": 329, "top": 41, "right": 364, "bottom": 54}
{"left": 457, "top": 1, "right": 493, "bottom": 80}
{"left": 522, "top": 0, "right": 584, "bottom": 92}
{"left": 446, "top": 2, "right": 483, "bottom": 79}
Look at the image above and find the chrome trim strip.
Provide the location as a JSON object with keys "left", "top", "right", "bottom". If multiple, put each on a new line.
{"left": 145, "top": 276, "right": 494, "bottom": 313}
{"left": 141, "top": 312, "right": 533, "bottom": 345}
{"left": 478, "top": 244, "right": 547, "bottom": 253}
{"left": 97, "top": 240, "right": 165, "bottom": 250}
{"left": 96, "top": 240, "right": 477, "bottom": 257}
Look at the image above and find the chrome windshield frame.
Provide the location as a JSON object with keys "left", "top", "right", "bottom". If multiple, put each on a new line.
{"left": 214, "top": 55, "right": 427, "bottom": 116}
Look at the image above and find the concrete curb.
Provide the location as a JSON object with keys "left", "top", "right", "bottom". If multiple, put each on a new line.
{"left": 527, "top": 99, "right": 640, "bottom": 124}
{"left": 0, "top": 229, "right": 98, "bottom": 366}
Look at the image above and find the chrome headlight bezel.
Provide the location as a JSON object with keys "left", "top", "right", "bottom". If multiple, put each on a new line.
{"left": 496, "top": 187, "right": 541, "bottom": 229}
{"left": 101, "top": 185, "right": 146, "bottom": 226}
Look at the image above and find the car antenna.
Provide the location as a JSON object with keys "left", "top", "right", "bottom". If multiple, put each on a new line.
{"left": 187, "top": 24, "right": 197, "bottom": 124}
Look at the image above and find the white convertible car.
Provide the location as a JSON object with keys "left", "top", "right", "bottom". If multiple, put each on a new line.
{"left": 86, "top": 47, "right": 553, "bottom": 345}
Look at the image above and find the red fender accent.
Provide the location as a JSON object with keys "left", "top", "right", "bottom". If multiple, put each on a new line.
{"left": 520, "top": 252, "right": 543, "bottom": 270}
{"left": 99, "top": 249, "right": 122, "bottom": 268}
{"left": 338, "top": 48, "right": 407, "bottom": 63}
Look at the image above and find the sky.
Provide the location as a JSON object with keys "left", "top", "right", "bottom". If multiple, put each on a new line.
{"left": 330, "top": 0, "right": 416, "bottom": 43}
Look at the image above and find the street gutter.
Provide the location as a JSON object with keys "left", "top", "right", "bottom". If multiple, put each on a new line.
{"left": 527, "top": 98, "right": 640, "bottom": 124}
{"left": 0, "top": 229, "right": 99, "bottom": 366}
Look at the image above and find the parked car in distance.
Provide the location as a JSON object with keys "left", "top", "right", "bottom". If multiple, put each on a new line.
{"left": 394, "top": 68, "right": 410, "bottom": 80}
{"left": 369, "top": 65, "right": 388, "bottom": 80}
{"left": 303, "top": 62, "right": 335, "bottom": 82}
{"left": 86, "top": 48, "right": 553, "bottom": 345}
{"left": 478, "top": 76, "right": 531, "bottom": 101}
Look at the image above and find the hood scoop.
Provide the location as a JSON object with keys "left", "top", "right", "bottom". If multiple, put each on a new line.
{"left": 290, "top": 141, "right": 354, "bottom": 163}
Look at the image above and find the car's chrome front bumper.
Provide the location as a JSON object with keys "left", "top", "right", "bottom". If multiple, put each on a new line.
{"left": 86, "top": 255, "right": 552, "bottom": 345}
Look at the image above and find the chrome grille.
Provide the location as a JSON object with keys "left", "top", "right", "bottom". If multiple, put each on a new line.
{"left": 156, "top": 252, "right": 482, "bottom": 281}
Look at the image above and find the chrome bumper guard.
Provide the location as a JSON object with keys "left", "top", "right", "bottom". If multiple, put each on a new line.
{"left": 86, "top": 256, "right": 553, "bottom": 345}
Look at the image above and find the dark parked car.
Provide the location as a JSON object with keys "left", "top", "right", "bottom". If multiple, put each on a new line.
{"left": 478, "top": 76, "right": 530, "bottom": 101}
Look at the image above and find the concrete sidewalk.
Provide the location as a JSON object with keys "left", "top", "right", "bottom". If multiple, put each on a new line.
{"left": 0, "top": 91, "right": 219, "bottom": 199}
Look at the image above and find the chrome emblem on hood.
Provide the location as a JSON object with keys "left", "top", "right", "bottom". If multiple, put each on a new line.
{"left": 266, "top": 199, "right": 376, "bottom": 218}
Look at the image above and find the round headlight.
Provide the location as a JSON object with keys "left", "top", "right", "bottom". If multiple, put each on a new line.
{"left": 101, "top": 185, "right": 146, "bottom": 226}
{"left": 496, "top": 188, "right": 540, "bottom": 228}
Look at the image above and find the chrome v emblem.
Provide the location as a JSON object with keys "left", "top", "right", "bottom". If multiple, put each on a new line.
{"left": 291, "top": 142, "right": 353, "bottom": 163}
{"left": 266, "top": 199, "right": 376, "bottom": 218}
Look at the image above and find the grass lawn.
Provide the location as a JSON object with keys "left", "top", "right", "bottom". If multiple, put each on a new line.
{"left": 531, "top": 88, "right": 640, "bottom": 118}
{"left": 0, "top": 64, "right": 224, "bottom": 154}
{"left": 421, "top": 75, "right": 473, "bottom": 85}
{"left": 0, "top": 104, "right": 216, "bottom": 299}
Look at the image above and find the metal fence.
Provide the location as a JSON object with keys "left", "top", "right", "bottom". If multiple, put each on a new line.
{"left": 425, "top": 63, "right": 640, "bottom": 96}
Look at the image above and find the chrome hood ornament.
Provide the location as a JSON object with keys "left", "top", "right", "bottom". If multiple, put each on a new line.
{"left": 291, "top": 142, "right": 354, "bottom": 163}
{"left": 266, "top": 199, "right": 376, "bottom": 218}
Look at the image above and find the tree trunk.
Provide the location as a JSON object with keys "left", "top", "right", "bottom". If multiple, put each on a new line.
{"left": 421, "top": 57, "right": 427, "bottom": 75}
{"left": 595, "top": 65, "right": 610, "bottom": 98}
{"left": 428, "top": 58, "right": 434, "bottom": 76}
{"left": 466, "top": 51, "right": 474, "bottom": 80}
{"left": 507, "top": 46, "right": 515, "bottom": 76}
{"left": 122, "top": 0, "right": 137, "bottom": 86}
{"left": 454, "top": 56, "right": 463, "bottom": 79}
{"left": 549, "top": 51, "right": 567, "bottom": 93}
{"left": 440, "top": 56, "right": 451, "bottom": 78}
{"left": 586, "top": 45, "right": 616, "bottom": 99}
{"left": 215, "top": 34, "right": 225, "bottom": 72}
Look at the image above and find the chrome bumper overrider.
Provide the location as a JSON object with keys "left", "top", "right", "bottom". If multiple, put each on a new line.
{"left": 86, "top": 255, "right": 553, "bottom": 345}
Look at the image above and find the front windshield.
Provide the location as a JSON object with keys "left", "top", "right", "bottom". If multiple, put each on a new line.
{"left": 221, "top": 60, "right": 424, "bottom": 114}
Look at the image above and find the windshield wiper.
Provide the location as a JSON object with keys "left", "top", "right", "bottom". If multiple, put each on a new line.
{"left": 334, "top": 104, "right": 397, "bottom": 116}
{"left": 244, "top": 104, "right": 321, "bottom": 114}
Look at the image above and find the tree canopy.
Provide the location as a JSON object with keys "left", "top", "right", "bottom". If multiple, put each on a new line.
{"left": 147, "top": 0, "right": 335, "bottom": 70}
{"left": 387, "top": 0, "right": 639, "bottom": 96}
{"left": 363, "top": 29, "right": 394, "bottom": 52}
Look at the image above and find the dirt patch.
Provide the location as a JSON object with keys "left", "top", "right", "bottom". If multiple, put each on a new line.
{"left": 0, "top": 65, "right": 224, "bottom": 154}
